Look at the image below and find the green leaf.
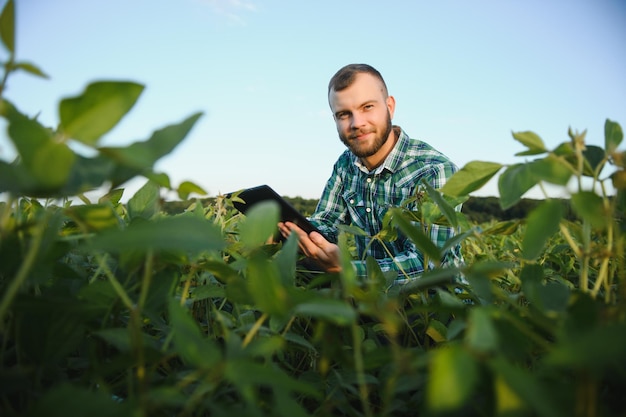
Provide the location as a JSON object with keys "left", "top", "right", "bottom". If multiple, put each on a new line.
{"left": 528, "top": 156, "right": 573, "bottom": 186}
{"left": 66, "top": 203, "right": 120, "bottom": 231}
{"left": 294, "top": 298, "right": 357, "bottom": 326}
{"left": 3, "top": 100, "right": 51, "bottom": 166}
{"left": 127, "top": 180, "right": 161, "bottom": 220}
{"left": 98, "top": 188, "right": 125, "bottom": 205}
{"left": 0, "top": 0, "right": 14, "bottom": 53}
{"left": 512, "top": 131, "right": 548, "bottom": 156}
{"left": 59, "top": 81, "right": 144, "bottom": 145}
{"left": 571, "top": 191, "right": 610, "bottom": 230}
{"left": 427, "top": 345, "right": 479, "bottom": 412}
{"left": 581, "top": 145, "right": 606, "bottom": 177}
{"left": 547, "top": 322, "right": 626, "bottom": 371}
{"left": 239, "top": 200, "right": 280, "bottom": 248}
{"left": 177, "top": 180, "right": 207, "bottom": 200}
{"left": 440, "top": 161, "right": 503, "bottom": 197}
{"left": 31, "top": 141, "right": 76, "bottom": 188}
{"left": 14, "top": 61, "right": 49, "bottom": 79}
{"left": 26, "top": 383, "right": 135, "bottom": 417}
{"left": 168, "top": 299, "right": 222, "bottom": 368}
{"left": 498, "top": 163, "right": 538, "bottom": 210}
{"left": 422, "top": 180, "right": 458, "bottom": 228}
{"left": 247, "top": 255, "right": 290, "bottom": 317}
{"left": 102, "top": 113, "right": 201, "bottom": 188}
{"left": 521, "top": 200, "right": 563, "bottom": 260}
{"left": 338, "top": 231, "right": 358, "bottom": 291}
{"left": 520, "top": 264, "right": 569, "bottom": 315}
{"left": 489, "top": 356, "right": 569, "bottom": 417}
{"left": 91, "top": 215, "right": 225, "bottom": 254}
{"left": 426, "top": 319, "right": 448, "bottom": 343}
{"left": 605, "top": 118, "right": 623, "bottom": 154}
{"left": 60, "top": 154, "right": 115, "bottom": 196}
{"left": 275, "top": 231, "right": 298, "bottom": 286}
{"left": 466, "top": 307, "right": 499, "bottom": 353}
{"left": 390, "top": 208, "right": 441, "bottom": 262}
{"left": 100, "top": 112, "right": 202, "bottom": 169}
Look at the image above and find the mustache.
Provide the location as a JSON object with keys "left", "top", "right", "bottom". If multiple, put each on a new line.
{"left": 347, "top": 129, "right": 373, "bottom": 140}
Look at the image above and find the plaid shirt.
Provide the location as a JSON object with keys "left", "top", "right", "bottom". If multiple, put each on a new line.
{"left": 309, "top": 126, "right": 463, "bottom": 280}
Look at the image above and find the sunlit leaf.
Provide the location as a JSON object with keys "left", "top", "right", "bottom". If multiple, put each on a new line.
{"left": 426, "top": 319, "right": 448, "bottom": 343}
{"left": 512, "top": 130, "right": 547, "bottom": 155}
{"left": 482, "top": 220, "right": 521, "bottom": 235}
{"left": 98, "top": 188, "right": 125, "bottom": 205}
{"left": 239, "top": 200, "right": 279, "bottom": 248}
{"left": 498, "top": 163, "right": 537, "bottom": 210}
{"left": 427, "top": 345, "right": 479, "bottom": 412}
{"left": 489, "top": 356, "right": 569, "bottom": 417}
{"left": 605, "top": 118, "right": 623, "bottom": 154}
{"left": 522, "top": 200, "right": 563, "bottom": 260}
{"left": 494, "top": 374, "right": 527, "bottom": 415}
{"left": 440, "top": 161, "right": 503, "bottom": 197}
{"left": 552, "top": 141, "right": 574, "bottom": 157}
{"left": 177, "top": 180, "right": 207, "bottom": 200}
{"left": 127, "top": 180, "right": 161, "bottom": 221}
{"left": 571, "top": 191, "right": 610, "bottom": 230}
{"left": 0, "top": 0, "right": 14, "bottom": 53}
{"left": 59, "top": 81, "right": 143, "bottom": 145}
{"left": 66, "top": 203, "right": 120, "bottom": 232}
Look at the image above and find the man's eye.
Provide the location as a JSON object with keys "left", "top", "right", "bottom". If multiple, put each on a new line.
{"left": 364, "top": 104, "right": 374, "bottom": 110}
{"left": 337, "top": 112, "right": 349, "bottom": 120}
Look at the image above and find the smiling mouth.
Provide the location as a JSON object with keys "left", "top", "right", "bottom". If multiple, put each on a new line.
{"left": 351, "top": 130, "right": 372, "bottom": 140}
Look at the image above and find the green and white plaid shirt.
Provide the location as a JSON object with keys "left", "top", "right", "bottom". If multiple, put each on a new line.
{"left": 309, "top": 126, "right": 463, "bottom": 281}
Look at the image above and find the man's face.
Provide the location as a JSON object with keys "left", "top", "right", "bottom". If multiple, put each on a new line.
{"left": 329, "top": 73, "right": 395, "bottom": 160}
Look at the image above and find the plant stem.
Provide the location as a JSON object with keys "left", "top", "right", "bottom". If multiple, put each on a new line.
{"left": 96, "top": 253, "right": 135, "bottom": 310}
{"left": 242, "top": 312, "right": 268, "bottom": 348}
{"left": 0, "top": 216, "right": 46, "bottom": 332}
{"left": 352, "top": 322, "right": 373, "bottom": 417}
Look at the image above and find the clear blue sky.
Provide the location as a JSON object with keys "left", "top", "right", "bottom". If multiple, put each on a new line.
{"left": 1, "top": 0, "right": 625, "bottom": 201}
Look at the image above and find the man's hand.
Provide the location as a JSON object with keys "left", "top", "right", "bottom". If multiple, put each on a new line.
{"left": 278, "top": 221, "right": 342, "bottom": 273}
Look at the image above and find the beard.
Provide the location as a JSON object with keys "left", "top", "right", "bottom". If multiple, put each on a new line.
{"left": 339, "top": 112, "right": 393, "bottom": 158}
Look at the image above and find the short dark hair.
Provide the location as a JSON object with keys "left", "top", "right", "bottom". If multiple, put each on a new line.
{"left": 327, "top": 63, "right": 388, "bottom": 97}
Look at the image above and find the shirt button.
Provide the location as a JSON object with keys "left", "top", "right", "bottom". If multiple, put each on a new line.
{"left": 366, "top": 177, "right": 372, "bottom": 183}
{"left": 349, "top": 199, "right": 354, "bottom": 204}
{"left": 366, "top": 207, "right": 371, "bottom": 213}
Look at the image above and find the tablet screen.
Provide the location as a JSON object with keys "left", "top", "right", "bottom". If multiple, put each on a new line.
{"left": 227, "top": 185, "right": 323, "bottom": 236}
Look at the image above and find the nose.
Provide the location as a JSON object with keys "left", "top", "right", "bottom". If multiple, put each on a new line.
{"left": 350, "top": 111, "right": 366, "bottom": 129}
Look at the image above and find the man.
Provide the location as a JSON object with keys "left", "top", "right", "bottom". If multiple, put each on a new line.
{"left": 279, "top": 64, "right": 463, "bottom": 282}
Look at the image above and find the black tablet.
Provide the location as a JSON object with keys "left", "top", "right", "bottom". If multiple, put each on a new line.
{"left": 226, "top": 184, "right": 323, "bottom": 236}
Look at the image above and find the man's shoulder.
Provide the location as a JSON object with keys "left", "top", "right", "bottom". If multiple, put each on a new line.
{"left": 333, "top": 149, "right": 357, "bottom": 170}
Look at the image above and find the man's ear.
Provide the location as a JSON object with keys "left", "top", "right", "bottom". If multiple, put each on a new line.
{"left": 387, "top": 95, "right": 396, "bottom": 119}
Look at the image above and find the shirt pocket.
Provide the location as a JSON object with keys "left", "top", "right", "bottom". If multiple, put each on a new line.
{"left": 342, "top": 189, "right": 368, "bottom": 229}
